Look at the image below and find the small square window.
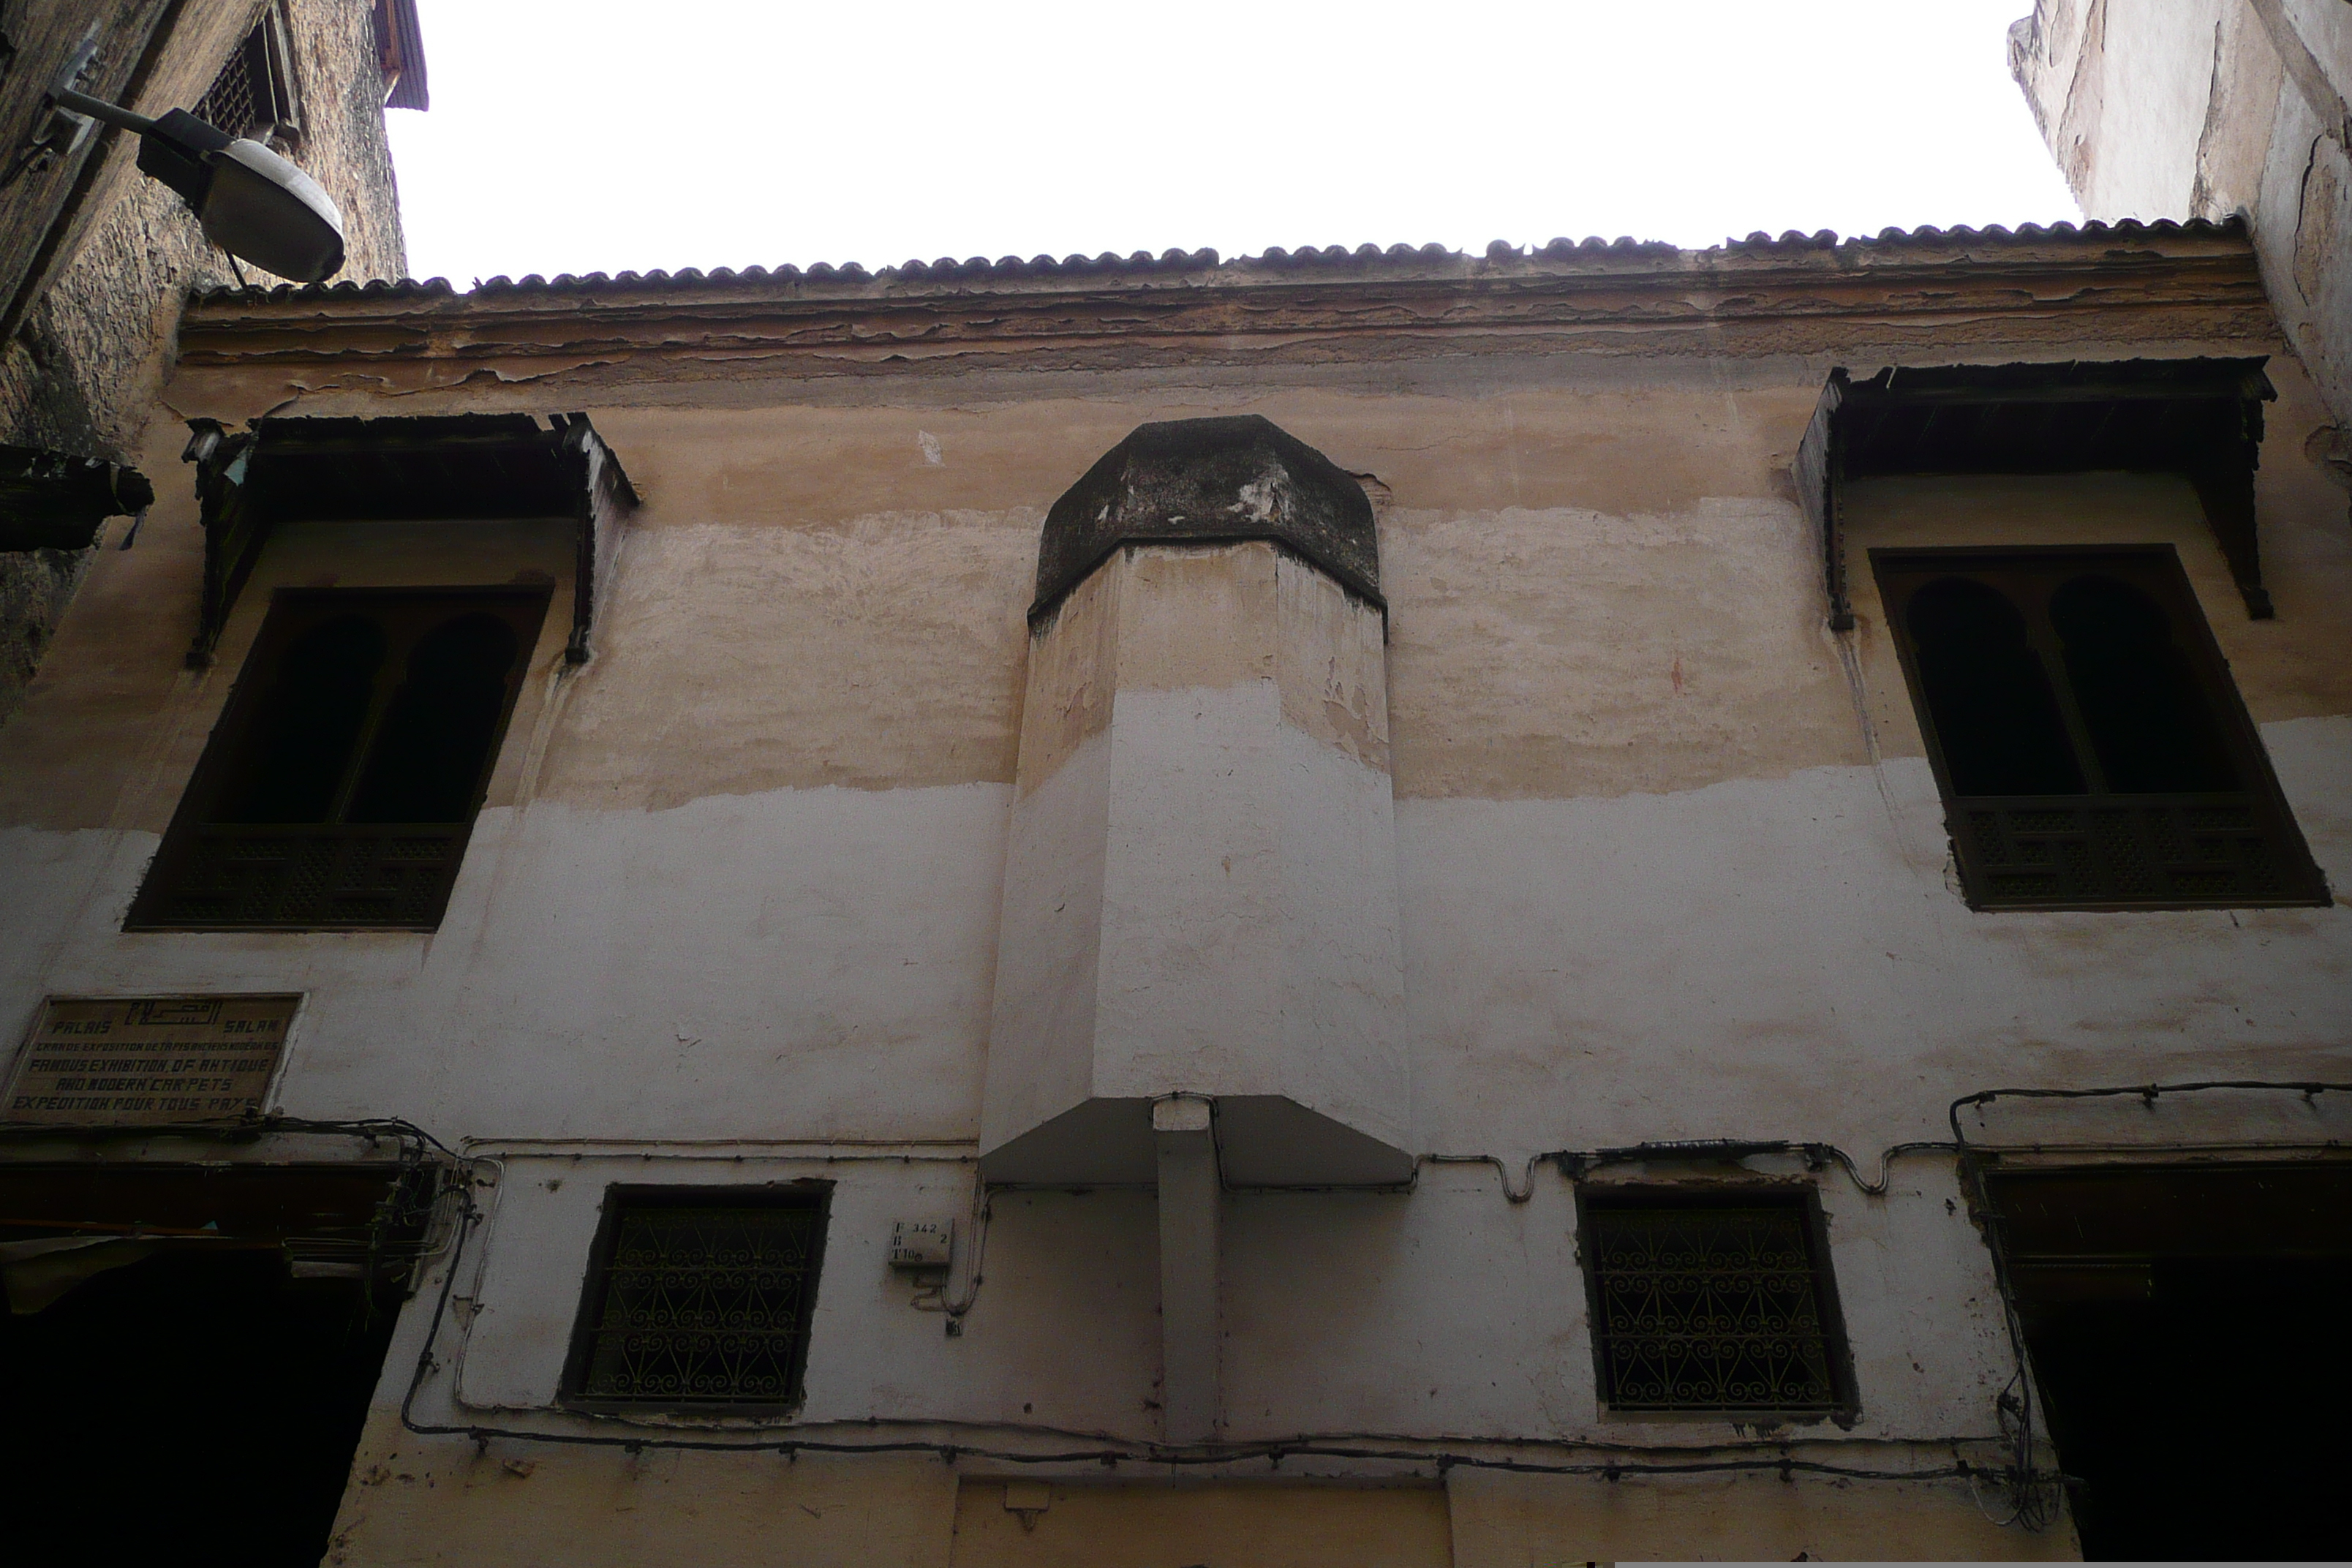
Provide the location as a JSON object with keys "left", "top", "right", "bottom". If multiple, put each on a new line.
{"left": 126, "top": 587, "right": 549, "bottom": 932}
{"left": 1581, "top": 1191, "right": 1850, "bottom": 1416}
{"left": 1873, "top": 546, "right": 2326, "bottom": 911}
{"left": 196, "top": 2, "right": 302, "bottom": 144}
{"left": 563, "top": 1188, "right": 830, "bottom": 1409}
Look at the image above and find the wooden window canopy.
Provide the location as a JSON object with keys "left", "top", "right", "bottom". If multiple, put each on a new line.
{"left": 1794, "top": 358, "right": 2277, "bottom": 630}
{"left": 179, "top": 412, "right": 636, "bottom": 667}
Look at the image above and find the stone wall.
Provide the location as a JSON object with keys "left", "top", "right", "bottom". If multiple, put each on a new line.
{"left": 0, "top": 0, "right": 407, "bottom": 726}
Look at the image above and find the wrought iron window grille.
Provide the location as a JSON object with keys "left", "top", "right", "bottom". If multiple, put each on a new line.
{"left": 195, "top": 4, "right": 301, "bottom": 146}
{"left": 1581, "top": 1193, "right": 1852, "bottom": 1415}
{"left": 563, "top": 1188, "right": 831, "bottom": 1409}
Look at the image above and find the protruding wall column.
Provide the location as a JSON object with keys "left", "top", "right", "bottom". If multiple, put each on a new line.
{"left": 981, "top": 416, "right": 1414, "bottom": 1188}
{"left": 1153, "top": 1095, "right": 1221, "bottom": 1444}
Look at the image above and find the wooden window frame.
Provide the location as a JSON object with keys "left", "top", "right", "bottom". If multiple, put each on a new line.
{"left": 1872, "top": 545, "right": 2326, "bottom": 912}
{"left": 124, "top": 586, "right": 549, "bottom": 933}
{"left": 560, "top": 1184, "right": 833, "bottom": 1414}
{"left": 1578, "top": 1184, "right": 1857, "bottom": 1420}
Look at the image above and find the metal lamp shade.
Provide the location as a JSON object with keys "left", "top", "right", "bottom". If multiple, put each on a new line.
{"left": 200, "top": 139, "right": 345, "bottom": 284}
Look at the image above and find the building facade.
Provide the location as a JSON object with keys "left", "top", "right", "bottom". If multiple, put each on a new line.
{"left": 2010, "top": 0, "right": 2352, "bottom": 442}
{"left": 0, "top": 0, "right": 416, "bottom": 725}
{"left": 2, "top": 216, "right": 2348, "bottom": 1564}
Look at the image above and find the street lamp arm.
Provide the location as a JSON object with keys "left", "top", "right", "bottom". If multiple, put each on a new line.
{"left": 29, "top": 59, "right": 347, "bottom": 284}
{"left": 47, "top": 86, "right": 159, "bottom": 137}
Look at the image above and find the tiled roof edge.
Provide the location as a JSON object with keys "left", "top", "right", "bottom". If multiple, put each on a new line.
{"left": 190, "top": 216, "right": 2247, "bottom": 305}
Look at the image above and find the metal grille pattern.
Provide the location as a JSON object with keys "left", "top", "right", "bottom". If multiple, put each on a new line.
{"left": 195, "top": 46, "right": 263, "bottom": 137}
{"left": 1956, "top": 794, "right": 2289, "bottom": 908}
{"left": 579, "top": 1205, "right": 821, "bottom": 1404}
{"left": 1588, "top": 1204, "right": 1840, "bottom": 1412}
{"left": 196, "top": 14, "right": 299, "bottom": 141}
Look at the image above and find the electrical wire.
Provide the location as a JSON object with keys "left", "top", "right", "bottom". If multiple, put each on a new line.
{"left": 395, "top": 1172, "right": 2040, "bottom": 1490}
{"left": 205, "top": 1088, "right": 2349, "bottom": 1518}
{"left": 398, "top": 1202, "right": 2028, "bottom": 1484}
{"left": 1411, "top": 1137, "right": 1961, "bottom": 1203}
{"left": 1945, "top": 1077, "right": 2349, "bottom": 1531}
{"left": 408, "top": 1132, "right": 1978, "bottom": 1458}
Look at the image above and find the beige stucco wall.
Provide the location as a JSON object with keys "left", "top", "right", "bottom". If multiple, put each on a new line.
{"left": 949, "top": 1480, "right": 1452, "bottom": 1568}
{"left": 6, "top": 240, "right": 2350, "bottom": 1561}
{"left": 1449, "top": 1467, "right": 2081, "bottom": 1564}
{"left": 326, "top": 1417, "right": 960, "bottom": 1568}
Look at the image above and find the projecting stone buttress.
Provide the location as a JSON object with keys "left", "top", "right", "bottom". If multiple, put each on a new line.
{"left": 980, "top": 415, "right": 1414, "bottom": 1189}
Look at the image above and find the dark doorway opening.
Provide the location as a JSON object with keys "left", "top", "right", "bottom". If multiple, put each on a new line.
{"left": 0, "top": 1162, "right": 429, "bottom": 1567}
{"left": 1988, "top": 1163, "right": 2352, "bottom": 1560}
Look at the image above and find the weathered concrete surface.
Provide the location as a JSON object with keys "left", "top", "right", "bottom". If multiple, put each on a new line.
{"left": 6, "top": 228, "right": 2348, "bottom": 1561}
{"left": 2013, "top": 0, "right": 2352, "bottom": 431}
{"left": 328, "top": 1417, "right": 958, "bottom": 1567}
{"left": 949, "top": 1480, "right": 1452, "bottom": 1568}
{"left": 1447, "top": 1467, "right": 2081, "bottom": 1564}
{"left": 981, "top": 540, "right": 1410, "bottom": 1186}
{"left": 1153, "top": 1096, "right": 1223, "bottom": 1444}
{"left": 6, "top": 361, "right": 2344, "bottom": 1151}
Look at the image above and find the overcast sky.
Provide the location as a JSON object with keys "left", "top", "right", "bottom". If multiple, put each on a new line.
{"left": 383, "top": 1, "right": 2081, "bottom": 287}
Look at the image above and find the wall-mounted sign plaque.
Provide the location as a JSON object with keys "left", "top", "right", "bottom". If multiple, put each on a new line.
{"left": 3, "top": 995, "right": 299, "bottom": 1125}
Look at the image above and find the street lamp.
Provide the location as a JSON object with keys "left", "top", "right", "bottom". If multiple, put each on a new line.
{"left": 42, "top": 70, "right": 345, "bottom": 284}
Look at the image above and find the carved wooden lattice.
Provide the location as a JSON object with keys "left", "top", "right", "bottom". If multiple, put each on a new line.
{"left": 126, "top": 589, "right": 547, "bottom": 932}
{"left": 1956, "top": 796, "right": 2293, "bottom": 907}
{"left": 1874, "top": 548, "right": 2326, "bottom": 912}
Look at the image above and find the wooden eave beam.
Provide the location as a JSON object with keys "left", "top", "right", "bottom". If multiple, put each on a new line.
{"left": 1797, "top": 358, "right": 2279, "bottom": 630}
{"left": 180, "top": 413, "right": 637, "bottom": 666}
{"left": 171, "top": 244, "right": 2274, "bottom": 378}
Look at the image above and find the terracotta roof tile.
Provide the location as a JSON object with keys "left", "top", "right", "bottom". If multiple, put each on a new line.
{"left": 192, "top": 216, "right": 2244, "bottom": 305}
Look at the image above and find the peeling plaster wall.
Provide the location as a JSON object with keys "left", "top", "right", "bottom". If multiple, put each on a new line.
{"left": 981, "top": 542, "right": 1410, "bottom": 1185}
{"left": 2012, "top": 0, "right": 2352, "bottom": 433}
{"left": 5, "top": 244, "right": 2351, "bottom": 1561}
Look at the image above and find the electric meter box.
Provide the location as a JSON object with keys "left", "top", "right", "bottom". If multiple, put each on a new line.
{"left": 889, "top": 1219, "right": 953, "bottom": 1270}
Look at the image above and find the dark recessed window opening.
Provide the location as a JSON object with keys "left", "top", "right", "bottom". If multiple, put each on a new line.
{"left": 1986, "top": 1164, "right": 2352, "bottom": 1559}
{"left": 564, "top": 1188, "right": 829, "bottom": 1409}
{"left": 126, "top": 588, "right": 547, "bottom": 932}
{"left": 195, "top": 2, "right": 301, "bottom": 144}
{"left": 1581, "top": 1191, "right": 1850, "bottom": 1415}
{"left": 0, "top": 1163, "right": 429, "bottom": 1567}
{"left": 1874, "top": 547, "right": 2326, "bottom": 911}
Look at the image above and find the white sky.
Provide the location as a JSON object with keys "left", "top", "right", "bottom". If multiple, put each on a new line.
{"left": 383, "top": 0, "right": 2081, "bottom": 287}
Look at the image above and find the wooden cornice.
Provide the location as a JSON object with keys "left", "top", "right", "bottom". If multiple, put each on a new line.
{"left": 175, "top": 224, "right": 2277, "bottom": 385}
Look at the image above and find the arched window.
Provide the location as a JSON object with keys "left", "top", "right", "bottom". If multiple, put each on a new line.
{"left": 214, "top": 614, "right": 385, "bottom": 823}
{"left": 1906, "top": 576, "right": 2081, "bottom": 796}
{"left": 2050, "top": 574, "right": 2238, "bottom": 794}
{"left": 348, "top": 614, "right": 522, "bottom": 823}
{"left": 127, "top": 589, "right": 548, "bottom": 931}
{"left": 1874, "top": 548, "right": 2322, "bottom": 911}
